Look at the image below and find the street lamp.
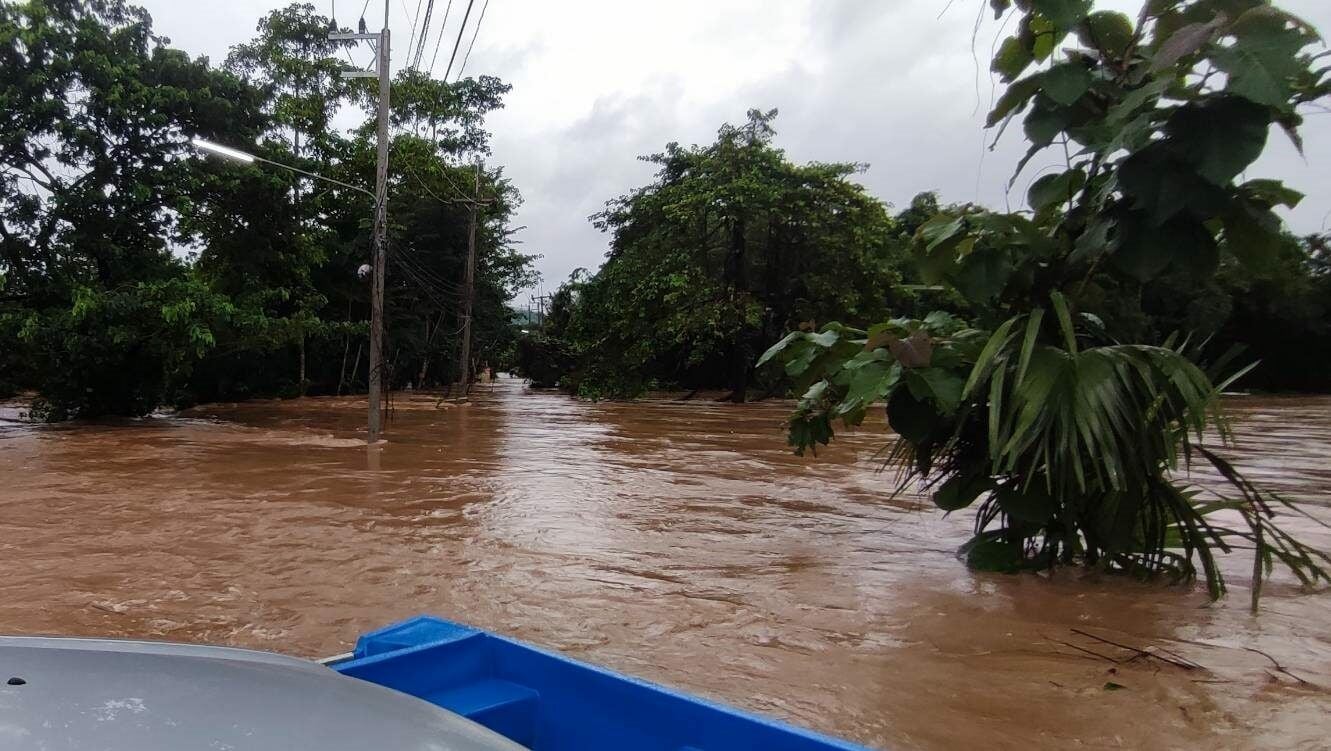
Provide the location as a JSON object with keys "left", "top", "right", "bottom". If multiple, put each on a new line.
{"left": 190, "top": 138, "right": 375, "bottom": 200}
{"left": 189, "top": 136, "right": 386, "bottom": 445}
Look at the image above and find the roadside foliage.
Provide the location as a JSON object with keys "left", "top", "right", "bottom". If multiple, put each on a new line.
{"left": 0, "top": 0, "right": 534, "bottom": 416}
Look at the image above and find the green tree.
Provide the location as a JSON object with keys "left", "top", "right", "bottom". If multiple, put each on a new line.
{"left": 514, "top": 269, "right": 587, "bottom": 388}
{"left": 544, "top": 109, "right": 908, "bottom": 399}
{"left": 367, "top": 68, "right": 529, "bottom": 390}
{"left": 204, "top": 2, "right": 355, "bottom": 395}
{"left": 1, "top": 0, "right": 265, "bottom": 417}
{"left": 1, "top": 0, "right": 533, "bottom": 414}
{"left": 762, "top": 0, "right": 1331, "bottom": 607}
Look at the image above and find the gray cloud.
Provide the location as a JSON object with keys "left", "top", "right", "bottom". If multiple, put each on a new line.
{"left": 138, "top": 0, "right": 1331, "bottom": 295}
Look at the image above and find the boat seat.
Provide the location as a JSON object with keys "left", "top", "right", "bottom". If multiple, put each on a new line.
{"left": 425, "top": 678, "right": 540, "bottom": 747}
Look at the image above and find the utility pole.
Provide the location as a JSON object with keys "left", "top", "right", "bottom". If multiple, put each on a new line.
{"left": 333, "top": 1, "right": 391, "bottom": 444}
{"left": 456, "top": 161, "right": 489, "bottom": 394}
{"left": 532, "top": 292, "right": 551, "bottom": 331}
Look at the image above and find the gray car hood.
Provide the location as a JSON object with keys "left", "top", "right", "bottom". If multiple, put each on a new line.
{"left": 0, "top": 636, "right": 525, "bottom": 751}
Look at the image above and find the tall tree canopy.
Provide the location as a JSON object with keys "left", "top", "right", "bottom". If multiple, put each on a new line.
{"left": 527, "top": 109, "right": 908, "bottom": 398}
{"left": 0, "top": 0, "right": 534, "bottom": 416}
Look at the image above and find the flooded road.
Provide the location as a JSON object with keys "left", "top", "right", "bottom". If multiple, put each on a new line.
{"left": 2, "top": 377, "right": 1330, "bottom": 749}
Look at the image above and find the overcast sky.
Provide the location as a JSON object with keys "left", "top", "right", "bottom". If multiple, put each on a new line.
{"left": 140, "top": 0, "right": 1331, "bottom": 296}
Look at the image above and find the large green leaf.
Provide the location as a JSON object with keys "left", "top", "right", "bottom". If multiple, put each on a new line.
{"left": 922, "top": 311, "right": 967, "bottom": 335}
{"left": 1150, "top": 15, "right": 1228, "bottom": 72}
{"left": 904, "top": 366, "right": 966, "bottom": 414}
{"left": 1069, "top": 215, "right": 1113, "bottom": 266}
{"left": 1118, "top": 145, "right": 1228, "bottom": 225}
{"left": 1032, "top": 0, "right": 1092, "bottom": 31}
{"left": 1077, "top": 10, "right": 1134, "bottom": 57}
{"left": 836, "top": 360, "right": 901, "bottom": 416}
{"left": 1212, "top": 8, "right": 1313, "bottom": 109}
{"left": 842, "top": 348, "right": 892, "bottom": 370}
{"left": 1043, "top": 63, "right": 1092, "bottom": 106}
{"left": 951, "top": 248, "right": 1013, "bottom": 303}
{"left": 1164, "top": 96, "right": 1269, "bottom": 186}
{"left": 783, "top": 339, "right": 821, "bottom": 378}
{"left": 1113, "top": 213, "right": 1218, "bottom": 282}
{"left": 1221, "top": 199, "right": 1283, "bottom": 268}
{"left": 987, "top": 74, "right": 1044, "bottom": 127}
{"left": 808, "top": 329, "right": 842, "bottom": 348}
{"left": 1238, "top": 178, "right": 1303, "bottom": 209}
{"left": 1023, "top": 98, "right": 1071, "bottom": 147}
{"left": 1103, "top": 78, "right": 1171, "bottom": 127}
{"left": 887, "top": 388, "right": 942, "bottom": 444}
{"left": 1025, "top": 13, "right": 1063, "bottom": 60}
{"left": 756, "top": 330, "right": 802, "bottom": 368}
{"left": 993, "top": 36, "right": 1035, "bottom": 82}
{"left": 918, "top": 214, "right": 965, "bottom": 251}
{"left": 1027, "top": 168, "right": 1086, "bottom": 211}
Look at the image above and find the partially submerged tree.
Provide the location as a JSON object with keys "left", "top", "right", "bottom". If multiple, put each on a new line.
{"left": 761, "top": 0, "right": 1331, "bottom": 608}
{"left": 0, "top": 0, "right": 534, "bottom": 415}
{"left": 0, "top": 0, "right": 265, "bottom": 418}
{"left": 545, "top": 109, "right": 909, "bottom": 399}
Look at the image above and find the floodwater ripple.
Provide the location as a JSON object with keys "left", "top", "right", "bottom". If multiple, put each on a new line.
{"left": 1, "top": 381, "right": 1329, "bottom": 749}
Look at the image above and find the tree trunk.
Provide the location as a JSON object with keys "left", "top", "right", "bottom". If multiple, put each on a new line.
{"left": 297, "top": 335, "right": 306, "bottom": 396}
{"left": 417, "top": 317, "right": 431, "bottom": 387}
{"left": 349, "top": 342, "right": 363, "bottom": 392}
{"left": 726, "top": 214, "right": 750, "bottom": 403}
{"left": 337, "top": 335, "right": 350, "bottom": 396}
{"left": 336, "top": 301, "right": 352, "bottom": 395}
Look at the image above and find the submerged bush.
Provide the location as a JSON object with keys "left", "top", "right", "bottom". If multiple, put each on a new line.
{"left": 763, "top": 0, "right": 1331, "bottom": 607}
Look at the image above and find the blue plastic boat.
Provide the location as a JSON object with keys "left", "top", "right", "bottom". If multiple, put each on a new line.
{"left": 334, "top": 614, "right": 870, "bottom": 751}
{"left": 0, "top": 614, "right": 870, "bottom": 750}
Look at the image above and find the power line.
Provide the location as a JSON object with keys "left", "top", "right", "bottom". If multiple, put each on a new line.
{"left": 402, "top": 267, "right": 464, "bottom": 303}
{"left": 399, "top": 256, "right": 464, "bottom": 293}
{"left": 394, "top": 252, "right": 462, "bottom": 297}
{"left": 427, "top": 0, "right": 455, "bottom": 76}
{"left": 441, "top": 0, "right": 476, "bottom": 82}
{"left": 392, "top": 252, "right": 461, "bottom": 297}
{"left": 405, "top": 164, "right": 471, "bottom": 204}
{"left": 455, "top": 0, "right": 490, "bottom": 80}
{"left": 392, "top": 237, "right": 466, "bottom": 290}
{"left": 437, "top": 167, "right": 474, "bottom": 202}
{"left": 392, "top": 263, "right": 456, "bottom": 312}
{"left": 412, "top": 0, "right": 437, "bottom": 70}
{"left": 403, "top": 0, "right": 423, "bottom": 67}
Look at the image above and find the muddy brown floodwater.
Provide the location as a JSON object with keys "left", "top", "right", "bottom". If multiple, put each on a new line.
{"left": 2, "top": 377, "right": 1330, "bottom": 749}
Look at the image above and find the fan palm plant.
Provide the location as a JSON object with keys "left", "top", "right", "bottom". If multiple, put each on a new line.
{"left": 761, "top": 296, "right": 1330, "bottom": 610}
{"left": 762, "top": 0, "right": 1331, "bottom": 609}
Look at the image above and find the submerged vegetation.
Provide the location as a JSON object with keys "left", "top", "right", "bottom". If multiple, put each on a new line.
{"left": 759, "top": 0, "right": 1331, "bottom": 605}
{"left": 1, "top": 0, "right": 1328, "bottom": 605}
{"left": 520, "top": 136, "right": 1330, "bottom": 399}
{"left": 518, "top": 109, "right": 910, "bottom": 400}
{"left": 0, "top": 0, "right": 534, "bottom": 417}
